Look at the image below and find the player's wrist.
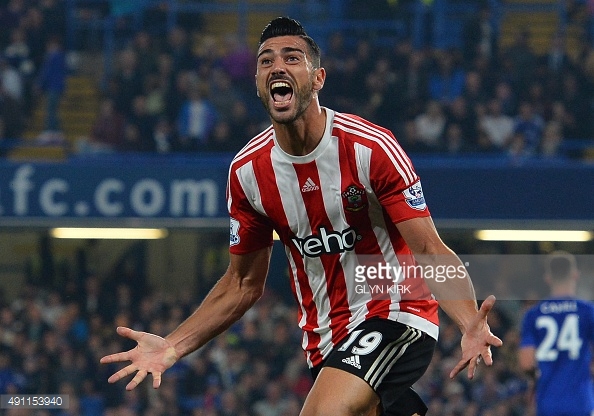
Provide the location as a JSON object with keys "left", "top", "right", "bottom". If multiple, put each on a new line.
{"left": 162, "top": 336, "right": 183, "bottom": 362}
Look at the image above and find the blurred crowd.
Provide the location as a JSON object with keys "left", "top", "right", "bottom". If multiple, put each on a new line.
{"left": 0, "top": 277, "right": 530, "bottom": 416}
{"left": 0, "top": 0, "right": 67, "bottom": 146}
{"left": 0, "top": 1, "right": 593, "bottom": 158}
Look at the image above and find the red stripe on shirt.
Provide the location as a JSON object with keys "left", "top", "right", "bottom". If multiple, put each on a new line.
{"left": 334, "top": 114, "right": 416, "bottom": 185}
{"left": 291, "top": 160, "right": 351, "bottom": 352}
{"left": 253, "top": 153, "right": 324, "bottom": 364}
{"left": 336, "top": 132, "right": 393, "bottom": 320}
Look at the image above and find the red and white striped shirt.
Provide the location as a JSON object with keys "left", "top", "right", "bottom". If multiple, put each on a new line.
{"left": 227, "top": 108, "right": 439, "bottom": 367}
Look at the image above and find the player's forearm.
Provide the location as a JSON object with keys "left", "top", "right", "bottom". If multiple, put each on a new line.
{"left": 426, "top": 274, "right": 479, "bottom": 333}
{"left": 416, "top": 249, "right": 479, "bottom": 332}
{"left": 165, "top": 271, "right": 263, "bottom": 359}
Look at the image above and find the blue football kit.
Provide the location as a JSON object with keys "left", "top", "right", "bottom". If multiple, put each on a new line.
{"left": 521, "top": 297, "right": 594, "bottom": 416}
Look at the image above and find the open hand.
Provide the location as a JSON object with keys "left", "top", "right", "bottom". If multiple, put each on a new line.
{"left": 100, "top": 326, "right": 179, "bottom": 390}
{"left": 449, "top": 295, "right": 503, "bottom": 379}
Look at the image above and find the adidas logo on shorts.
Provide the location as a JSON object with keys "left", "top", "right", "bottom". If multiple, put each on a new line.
{"left": 342, "top": 355, "right": 361, "bottom": 369}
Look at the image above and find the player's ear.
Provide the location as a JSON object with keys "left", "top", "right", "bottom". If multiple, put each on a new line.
{"left": 255, "top": 75, "right": 260, "bottom": 97}
{"left": 313, "top": 67, "right": 325, "bottom": 92}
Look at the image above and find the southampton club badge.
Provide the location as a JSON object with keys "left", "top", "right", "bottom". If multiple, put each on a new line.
{"left": 230, "top": 217, "right": 240, "bottom": 246}
{"left": 342, "top": 185, "right": 368, "bottom": 212}
{"left": 403, "top": 182, "right": 427, "bottom": 211}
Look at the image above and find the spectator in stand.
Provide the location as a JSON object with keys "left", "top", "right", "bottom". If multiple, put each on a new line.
{"left": 0, "top": 55, "right": 22, "bottom": 103}
{"left": 508, "top": 131, "right": 530, "bottom": 160}
{"left": 529, "top": 80, "right": 553, "bottom": 120}
{"left": 546, "top": 33, "right": 573, "bottom": 81}
{"left": 503, "top": 29, "right": 538, "bottom": 98}
{"left": 578, "top": 31, "right": 594, "bottom": 76}
{"left": 120, "top": 123, "right": 143, "bottom": 152}
{"left": 21, "top": 7, "right": 46, "bottom": 71}
{"left": 395, "top": 49, "right": 430, "bottom": 121}
{"left": 560, "top": 72, "right": 592, "bottom": 139}
{"left": 176, "top": 82, "right": 218, "bottom": 152}
{"left": 153, "top": 117, "right": 174, "bottom": 153}
{"left": 320, "top": 31, "right": 356, "bottom": 112}
{"left": 143, "top": 73, "right": 166, "bottom": 118}
{"left": 0, "top": 0, "right": 28, "bottom": 46}
{"left": 155, "top": 52, "right": 175, "bottom": 99}
{"left": 493, "top": 80, "right": 517, "bottom": 117}
{"left": 442, "top": 122, "right": 469, "bottom": 154}
{"left": 78, "top": 379, "right": 106, "bottom": 416}
{"left": 205, "top": 121, "right": 235, "bottom": 152}
{"left": 445, "top": 97, "right": 477, "bottom": 146}
{"left": 167, "top": 26, "right": 195, "bottom": 73}
{"left": 252, "top": 383, "right": 293, "bottom": 416}
{"left": 5, "top": 28, "right": 35, "bottom": 117}
{"left": 111, "top": 49, "right": 143, "bottom": 118}
{"left": 39, "top": 0, "right": 67, "bottom": 41}
{"left": 415, "top": 99, "right": 447, "bottom": 150}
{"left": 399, "top": 119, "right": 434, "bottom": 154}
{"left": 513, "top": 101, "right": 545, "bottom": 154}
{"left": 550, "top": 100, "right": 579, "bottom": 140}
{"left": 462, "top": 3, "right": 498, "bottom": 64}
{"left": 209, "top": 68, "right": 243, "bottom": 123}
{"left": 390, "top": 38, "right": 414, "bottom": 73}
{"left": 479, "top": 98, "right": 515, "bottom": 151}
{"left": 127, "top": 95, "right": 157, "bottom": 151}
{"left": 0, "top": 83, "right": 25, "bottom": 139}
{"left": 322, "top": 52, "right": 360, "bottom": 114}
{"left": 540, "top": 120, "right": 564, "bottom": 157}
{"left": 36, "top": 36, "right": 66, "bottom": 133}
{"left": 24, "top": 302, "right": 51, "bottom": 343}
{"left": 462, "top": 70, "right": 489, "bottom": 111}
{"left": 227, "top": 100, "right": 250, "bottom": 141}
{"left": 219, "top": 389, "right": 248, "bottom": 416}
{"left": 429, "top": 49, "right": 466, "bottom": 104}
{"left": 362, "top": 56, "right": 398, "bottom": 130}
{"left": 165, "top": 69, "right": 195, "bottom": 126}
{"left": 77, "top": 97, "right": 126, "bottom": 153}
{"left": 131, "top": 30, "right": 158, "bottom": 80}
{"left": 3, "top": 28, "right": 34, "bottom": 84}
{"left": 350, "top": 39, "right": 375, "bottom": 103}
{"left": 220, "top": 34, "right": 255, "bottom": 94}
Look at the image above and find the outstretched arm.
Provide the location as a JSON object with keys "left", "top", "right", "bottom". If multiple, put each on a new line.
{"left": 396, "top": 216, "right": 503, "bottom": 379}
{"left": 100, "top": 246, "right": 272, "bottom": 390}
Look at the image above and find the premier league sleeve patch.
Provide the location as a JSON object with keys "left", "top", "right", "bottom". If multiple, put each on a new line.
{"left": 403, "top": 181, "right": 427, "bottom": 211}
{"left": 230, "top": 217, "right": 241, "bottom": 246}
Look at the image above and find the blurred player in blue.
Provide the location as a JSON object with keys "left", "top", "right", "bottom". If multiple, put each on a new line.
{"left": 519, "top": 251, "right": 594, "bottom": 416}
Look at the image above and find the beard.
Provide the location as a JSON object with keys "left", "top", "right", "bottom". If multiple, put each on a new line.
{"left": 259, "top": 75, "right": 315, "bottom": 125}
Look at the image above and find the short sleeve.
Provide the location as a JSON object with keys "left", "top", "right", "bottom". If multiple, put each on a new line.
{"left": 369, "top": 138, "right": 431, "bottom": 224}
{"left": 227, "top": 167, "right": 274, "bottom": 255}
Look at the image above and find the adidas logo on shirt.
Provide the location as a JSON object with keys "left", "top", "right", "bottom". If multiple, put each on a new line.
{"left": 301, "top": 177, "right": 320, "bottom": 192}
{"left": 341, "top": 355, "right": 361, "bottom": 369}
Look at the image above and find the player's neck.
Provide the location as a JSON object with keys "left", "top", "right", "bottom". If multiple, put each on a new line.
{"left": 273, "top": 104, "right": 326, "bottom": 156}
{"left": 550, "top": 281, "right": 576, "bottom": 297}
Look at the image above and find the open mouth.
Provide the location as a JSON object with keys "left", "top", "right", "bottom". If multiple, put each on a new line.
{"left": 270, "top": 81, "right": 293, "bottom": 107}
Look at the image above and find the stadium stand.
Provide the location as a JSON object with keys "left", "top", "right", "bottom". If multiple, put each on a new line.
{"left": 1, "top": 0, "right": 593, "bottom": 159}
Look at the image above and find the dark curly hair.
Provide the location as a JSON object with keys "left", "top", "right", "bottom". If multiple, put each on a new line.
{"left": 259, "top": 17, "right": 321, "bottom": 68}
